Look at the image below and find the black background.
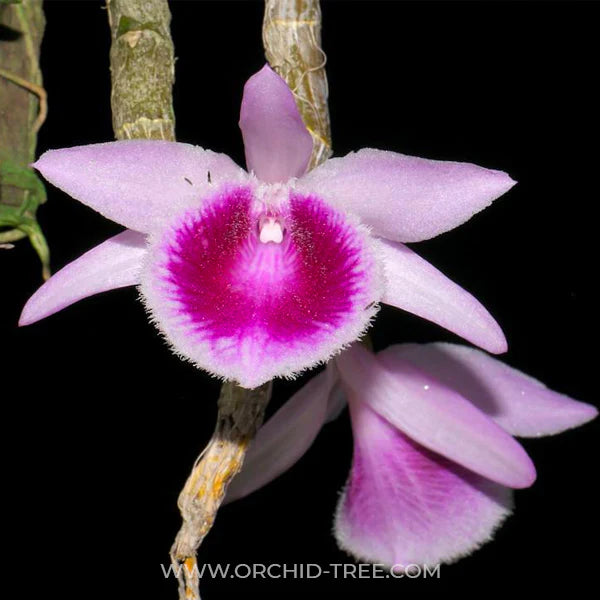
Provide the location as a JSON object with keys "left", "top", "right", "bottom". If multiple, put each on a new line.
{"left": 1, "top": 1, "right": 598, "bottom": 598}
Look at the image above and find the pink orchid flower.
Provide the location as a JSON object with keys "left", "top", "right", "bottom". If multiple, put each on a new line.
{"left": 21, "top": 65, "right": 515, "bottom": 388}
{"left": 226, "top": 342, "right": 597, "bottom": 567}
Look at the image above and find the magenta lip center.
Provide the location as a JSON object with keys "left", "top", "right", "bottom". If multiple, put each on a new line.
{"left": 151, "top": 185, "right": 376, "bottom": 380}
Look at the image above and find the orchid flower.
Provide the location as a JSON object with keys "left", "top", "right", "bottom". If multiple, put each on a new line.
{"left": 20, "top": 65, "right": 515, "bottom": 388}
{"left": 226, "top": 342, "right": 596, "bottom": 567}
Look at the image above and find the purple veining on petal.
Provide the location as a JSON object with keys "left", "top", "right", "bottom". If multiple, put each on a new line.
{"left": 142, "top": 185, "right": 380, "bottom": 388}
{"left": 335, "top": 396, "right": 513, "bottom": 567}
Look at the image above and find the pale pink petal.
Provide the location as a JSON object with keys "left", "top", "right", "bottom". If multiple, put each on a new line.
{"left": 377, "top": 238, "right": 507, "bottom": 354}
{"left": 141, "top": 186, "right": 381, "bottom": 388}
{"left": 335, "top": 394, "right": 513, "bottom": 567}
{"left": 225, "top": 366, "right": 337, "bottom": 504}
{"left": 384, "top": 343, "right": 598, "bottom": 437}
{"left": 19, "top": 230, "right": 147, "bottom": 326}
{"left": 33, "top": 141, "right": 248, "bottom": 232}
{"left": 297, "top": 148, "right": 515, "bottom": 242}
{"left": 325, "top": 380, "right": 347, "bottom": 423}
{"left": 239, "top": 64, "right": 313, "bottom": 183}
{"left": 336, "top": 344, "right": 536, "bottom": 488}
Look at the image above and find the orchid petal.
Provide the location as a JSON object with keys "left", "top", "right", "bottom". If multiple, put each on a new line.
{"left": 239, "top": 64, "right": 313, "bottom": 183}
{"left": 297, "top": 148, "right": 515, "bottom": 242}
{"left": 141, "top": 186, "right": 380, "bottom": 388}
{"left": 325, "top": 380, "right": 347, "bottom": 423}
{"left": 377, "top": 238, "right": 507, "bottom": 354}
{"left": 384, "top": 343, "right": 598, "bottom": 437}
{"left": 225, "top": 367, "right": 337, "bottom": 504}
{"left": 33, "top": 141, "right": 248, "bottom": 233}
{"left": 336, "top": 344, "right": 536, "bottom": 488}
{"left": 334, "top": 395, "right": 513, "bottom": 567}
{"left": 19, "top": 230, "right": 147, "bottom": 326}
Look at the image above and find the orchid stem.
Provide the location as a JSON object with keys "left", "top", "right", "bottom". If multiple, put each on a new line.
{"left": 170, "top": 382, "right": 272, "bottom": 599}
{"left": 106, "top": 0, "right": 175, "bottom": 141}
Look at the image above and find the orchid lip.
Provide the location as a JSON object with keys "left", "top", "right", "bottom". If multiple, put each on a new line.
{"left": 140, "top": 184, "right": 381, "bottom": 387}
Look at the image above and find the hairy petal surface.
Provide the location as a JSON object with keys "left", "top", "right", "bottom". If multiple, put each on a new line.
{"left": 226, "top": 366, "right": 337, "bottom": 503}
{"left": 33, "top": 141, "right": 248, "bottom": 233}
{"left": 19, "top": 230, "right": 147, "bottom": 326}
{"left": 335, "top": 395, "right": 513, "bottom": 568}
{"left": 377, "top": 238, "right": 507, "bottom": 354}
{"left": 297, "top": 148, "right": 515, "bottom": 242}
{"left": 141, "top": 186, "right": 380, "bottom": 388}
{"left": 336, "top": 344, "right": 536, "bottom": 488}
{"left": 384, "top": 343, "right": 598, "bottom": 437}
{"left": 239, "top": 64, "right": 313, "bottom": 183}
